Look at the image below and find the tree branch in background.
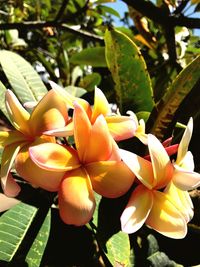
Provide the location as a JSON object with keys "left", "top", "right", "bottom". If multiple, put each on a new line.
{"left": 54, "top": 0, "right": 69, "bottom": 22}
{"left": 0, "top": 21, "right": 104, "bottom": 43}
{"left": 121, "top": 0, "right": 200, "bottom": 28}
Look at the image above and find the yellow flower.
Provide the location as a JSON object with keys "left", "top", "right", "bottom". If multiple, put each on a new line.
{"left": 52, "top": 82, "right": 144, "bottom": 142}
{"left": 120, "top": 134, "right": 187, "bottom": 238}
{"left": 29, "top": 102, "right": 135, "bottom": 226}
{"left": 0, "top": 89, "right": 71, "bottom": 196}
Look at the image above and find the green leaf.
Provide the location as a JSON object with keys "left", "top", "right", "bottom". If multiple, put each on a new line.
{"left": 98, "top": 5, "right": 121, "bottom": 18}
{"left": 70, "top": 47, "right": 107, "bottom": 67}
{"left": 148, "top": 55, "right": 200, "bottom": 140}
{"left": 105, "top": 231, "right": 131, "bottom": 266}
{"left": 0, "top": 202, "right": 38, "bottom": 262}
{"left": 105, "top": 28, "right": 154, "bottom": 114}
{"left": 0, "top": 81, "right": 9, "bottom": 121}
{"left": 79, "top": 72, "right": 101, "bottom": 91}
{"left": 0, "top": 50, "right": 48, "bottom": 104}
{"left": 25, "top": 209, "right": 51, "bottom": 267}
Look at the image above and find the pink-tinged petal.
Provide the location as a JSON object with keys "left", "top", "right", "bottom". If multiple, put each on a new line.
{"left": 43, "top": 121, "right": 74, "bottom": 137}
{"left": 108, "top": 138, "right": 121, "bottom": 161}
{"left": 2, "top": 172, "right": 21, "bottom": 197}
{"left": 164, "top": 182, "right": 193, "bottom": 223}
{"left": 58, "top": 167, "right": 95, "bottom": 226}
{"left": 50, "top": 81, "right": 92, "bottom": 118}
{"left": 83, "top": 115, "right": 113, "bottom": 163}
{"left": 120, "top": 185, "right": 153, "bottom": 234}
{"left": 29, "top": 89, "right": 69, "bottom": 135}
{"left": 85, "top": 161, "right": 135, "bottom": 198}
{"left": 148, "top": 134, "right": 173, "bottom": 189}
{"left": 162, "top": 137, "right": 173, "bottom": 147}
{"left": 0, "top": 193, "right": 20, "bottom": 212}
{"left": 29, "top": 142, "right": 80, "bottom": 172}
{"left": 176, "top": 117, "right": 193, "bottom": 165}
{"left": 0, "top": 130, "right": 25, "bottom": 147}
{"left": 1, "top": 142, "right": 25, "bottom": 195}
{"left": 106, "top": 115, "right": 137, "bottom": 141}
{"left": 5, "top": 90, "right": 31, "bottom": 135}
{"left": 172, "top": 165, "right": 200, "bottom": 190}
{"left": 146, "top": 190, "right": 187, "bottom": 239}
{"left": 119, "top": 149, "right": 154, "bottom": 189}
{"left": 16, "top": 142, "right": 66, "bottom": 191}
{"left": 73, "top": 102, "right": 92, "bottom": 162}
{"left": 91, "top": 88, "right": 111, "bottom": 123}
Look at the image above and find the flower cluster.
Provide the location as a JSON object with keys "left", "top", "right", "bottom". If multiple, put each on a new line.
{"left": 0, "top": 86, "right": 200, "bottom": 239}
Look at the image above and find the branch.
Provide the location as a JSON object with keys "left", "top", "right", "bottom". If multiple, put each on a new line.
{"left": 0, "top": 21, "right": 104, "bottom": 43}
{"left": 121, "top": 0, "right": 200, "bottom": 29}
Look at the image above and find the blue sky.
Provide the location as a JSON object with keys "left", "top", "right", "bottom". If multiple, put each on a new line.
{"left": 104, "top": 1, "right": 200, "bottom": 36}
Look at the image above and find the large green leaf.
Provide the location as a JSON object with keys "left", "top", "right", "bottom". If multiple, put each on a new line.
{"left": 70, "top": 47, "right": 107, "bottom": 67}
{"left": 0, "top": 202, "right": 38, "bottom": 262}
{"left": 148, "top": 55, "right": 200, "bottom": 140}
{"left": 105, "top": 28, "right": 154, "bottom": 114}
{"left": 25, "top": 209, "right": 51, "bottom": 267}
{"left": 0, "top": 50, "right": 48, "bottom": 104}
{"left": 0, "top": 81, "right": 9, "bottom": 121}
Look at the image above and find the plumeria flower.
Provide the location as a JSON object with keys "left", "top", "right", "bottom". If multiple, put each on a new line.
{"left": 0, "top": 89, "right": 71, "bottom": 197}
{"left": 120, "top": 134, "right": 194, "bottom": 239}
{"left": 51, "top": 81, "right": 144, "bottom": 142}
{"left": 164, "top": 118, "right": 197, "bottom": 222}
{"left": 29, "top": 102, "right": 135, "bottom": 226}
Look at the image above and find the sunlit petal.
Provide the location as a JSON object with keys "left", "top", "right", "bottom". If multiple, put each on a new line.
{"left": 43, "top": 122, "right": 74, "bottom": 137}
{"left": 58, "top": 167, "right": 95, "bottom": 226}
{"left": 5, "top": 90, "right": 30, "bottom": 135}
{"left": 148, "top": 134, "right": 173, "bottom": 189}
{"left": 91, "top": 87, "right": 111, "bottom": 123}
{"left": 173, "top": 164, "right": 200, "bottom": 190}
{"left": 135, "top": 119, "right": 148, "bottom": 144}
{"left": 86, "top": 161, "right": 135, "bottom": 198}
{"left": 146, "top": 190, "right": 187, "bottom": 239}
{"left": 73, "top": 102, "right": 91, "bottom": 161}
{"left": 50, "top": 81, "right": 92, "bottom": 117}
{"left": 29, "top": 142, "right": 80, "bottom": 172}
{"left": 106, "top": 115, "right": 137, "bottom": 141}
{"left": 0, "top": 193, "right": 20, "bottom": 212}
{"left": 29, "top": 89, "right": 69, "bottom": 135}
{"left": 164, "top": 182, "right": 193, "bottom": 222}
{"left": 176, "top": 117, "right": 193, "bottom": 165}
{"left": 84, "top": 115, "right": 113, "bottom": 163}
{"left": 119, "top": 149, "right": 154, "bottom": 189}
{"left": 1, "top": 142, "right": 25, "bottom": 195}
{"left": 0, "top": 131, "right": 25, "bottom": 147}
{"left": 16, "top": 142, "right": 66, "bottom": 191}
{"left": 120, "top": 185, "right": 153, "bottom": 234}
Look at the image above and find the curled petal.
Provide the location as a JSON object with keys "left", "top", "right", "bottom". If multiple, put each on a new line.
{"left": 120, "top": 185, "right": 153, "bottom": 234}
{"left": 43, "top": 121, "right": 74, "bottom": 137}
{"left": 176, "top": 117, "right": 193, "bottom": 165}
{"left": 16, "top": 142, "right": 66, "bottom": 191}
{"left": 173, "top": 164, "right": 200, "bottom": 190}
{"left": 84, "top": 115, "right": 113, "bottom": 163}
{"left": 0, "top": 193, "right": 20, "bottom": 212}
{"left": 73, "top": 102, "right": 91, "bottom": 162}
{"left": 148, "top": 134, "right": 173, "bottom": 189}
{"left": 1, "top": 142, "right": 25, "bottom": 195}
{"left": 120, "top": 149, "right": 154, "bottom": 189}
{"left": 91, "top": 87, "right": 111, "bottom": 123}
{"left": 146, "top": 191, "right": 187, "bottom": 239}
{"left": 178, "top": 151, "right": 194, "bottom": 171}
{"left": 2, "top": 172, "right": 21, "bottom": 197}
{"left": 5, "top": 90, "right": 30, "bottom": 135}
{"left": 29, "top": 142, "right": 80, "bottom": 172}
{"left": 135, "top": 119, "right": 148, "bottom": 144}
{"left": 29, "top": 89, "right": 69, "bottom": 135}
{"left": 58, "top": 167, "right": 95, "bottom": 226}
{"left": 50, "top": 81, "right": 92, "bottom": 117}
{"left": 164, "top": 182, "right": 193, "bottom": 223}
{"left": 106, "top": 115, "right": 137, "bottom": 141}
{"left": 86, "top": 161, "right": 135, "bottom": 198}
